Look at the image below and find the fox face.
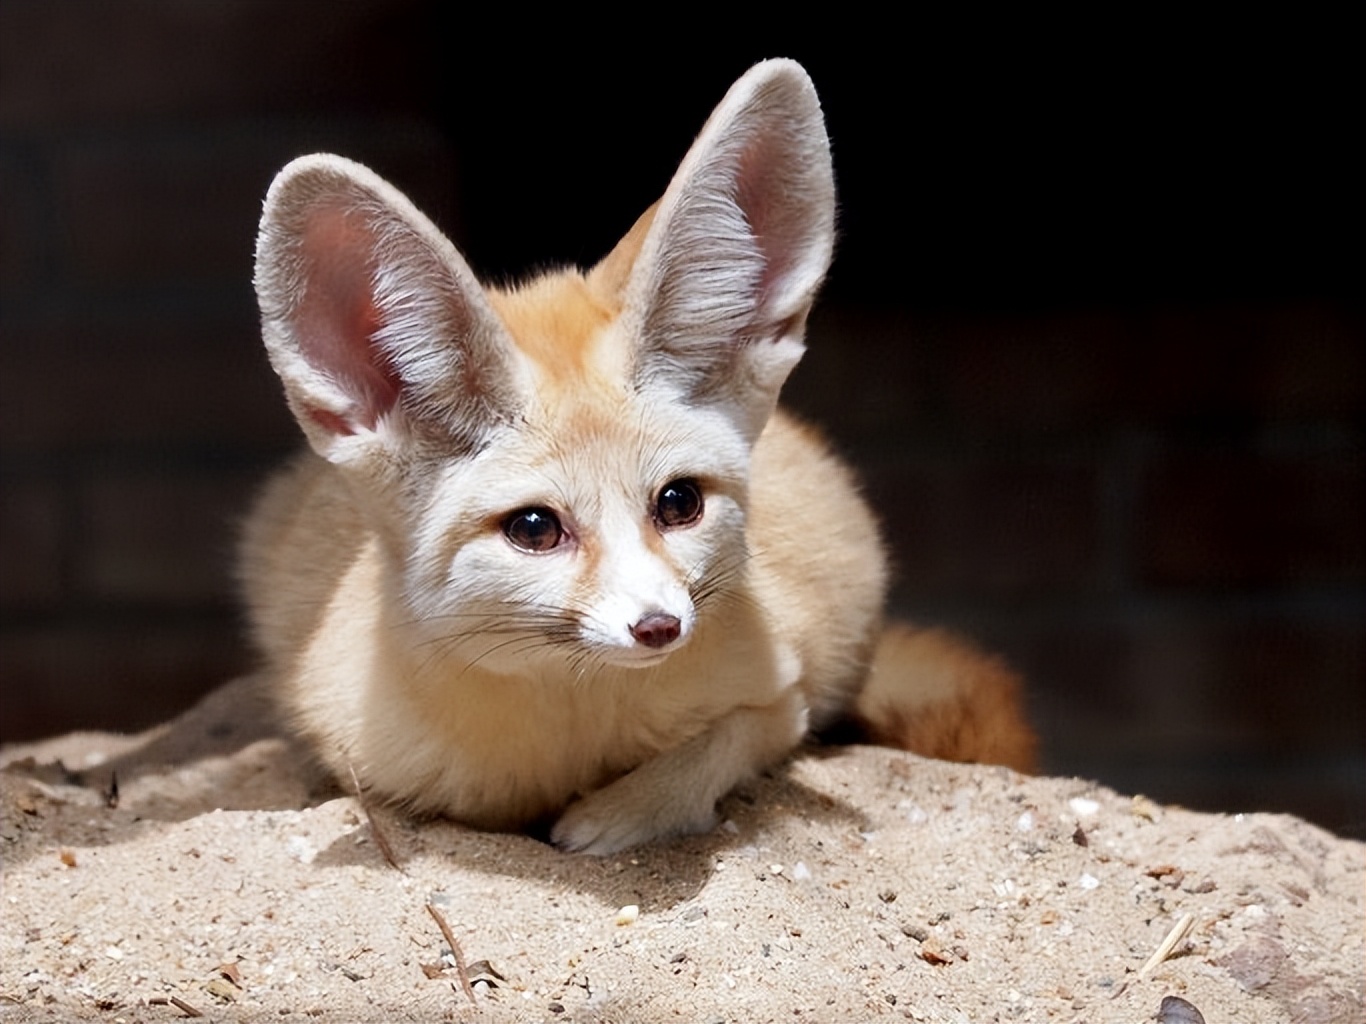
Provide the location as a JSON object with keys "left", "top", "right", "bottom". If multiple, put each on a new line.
{"left": 391, "top": 332, "right": 756, "bottom": 675}
{"left": 253, "top": 60, "right": 834, "bottom": 679}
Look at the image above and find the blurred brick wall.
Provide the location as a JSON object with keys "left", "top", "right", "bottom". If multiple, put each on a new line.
{"left": 2, "top": 5, "right": 1362, "bottom": 837}
{"left": 0, "top": 0, "right": 460, "bottom": 738}
{"left": 790, "top": 304, "right": 1364, "bottom": 835}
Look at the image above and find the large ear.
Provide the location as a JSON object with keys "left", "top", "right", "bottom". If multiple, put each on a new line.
{"left": 611, "top": 59, "right": 835, "bottom": 442}
{"left": 254, "top": 154, "right": 522, "bottom": 463}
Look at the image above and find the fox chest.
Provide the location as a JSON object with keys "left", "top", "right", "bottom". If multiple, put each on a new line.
{"left": 353, "top": 635, "right": 795, "bottom": 828}
{"left": 355, "top": 671, "right": 719, "bottom": 827}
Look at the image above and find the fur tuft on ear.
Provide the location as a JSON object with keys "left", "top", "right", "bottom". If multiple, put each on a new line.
{"left": 617, "top": 59, "right": 835, "bottom": 442}
{"left": 254, "top": 155, "right": 521, "bottom": 462}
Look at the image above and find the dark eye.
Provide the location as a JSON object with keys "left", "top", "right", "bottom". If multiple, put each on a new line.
{"left": 502, "top": 507, "right": 565, "bottom": 552}
{"left": 655, "top": 478, "right": 703, "bottom": 528}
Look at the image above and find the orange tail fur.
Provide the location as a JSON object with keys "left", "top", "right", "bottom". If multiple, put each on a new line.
{"left": 855, "top": 623, "right": 1038, "bottom": 773}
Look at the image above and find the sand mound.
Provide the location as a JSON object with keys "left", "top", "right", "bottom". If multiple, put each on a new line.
{"left": 2, "top": 676, "right": 1362, "bottom": 1022}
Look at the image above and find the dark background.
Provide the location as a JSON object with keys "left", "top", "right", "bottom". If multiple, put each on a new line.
{"left": 2, "top": 4, "right": 1362, "bottom": 836}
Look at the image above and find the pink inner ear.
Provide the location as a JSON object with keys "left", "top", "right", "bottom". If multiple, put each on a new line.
{"left": 294, "top": 205, "right": 402, "bottom": 432}
{"left": 733, "top": 133, "right": 795, "bottom": 324}
{"left": 306, "top": 405, "right": 360, "bottom": 436}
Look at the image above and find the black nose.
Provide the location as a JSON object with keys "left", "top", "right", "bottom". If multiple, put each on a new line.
{"left": 630, "top": 612, "right": 681, "bottom": 649}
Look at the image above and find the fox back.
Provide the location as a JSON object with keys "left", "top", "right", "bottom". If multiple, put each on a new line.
{"left": 242, "top": 60, "right": 1033, "bottom": 855}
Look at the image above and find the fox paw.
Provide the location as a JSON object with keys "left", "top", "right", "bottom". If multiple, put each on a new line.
{"left": 550, "top": 788, "right": 717, "bottom": 856}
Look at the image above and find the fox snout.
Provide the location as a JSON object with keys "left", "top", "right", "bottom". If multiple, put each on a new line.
{"left": 629, "top": 611, "right": 682, "bottom": 649}
{"left": 591, "top": 584, "right": 695, "bottom": 660}
{"left": 583, "top": 540, "right": 697, "bottom": 662}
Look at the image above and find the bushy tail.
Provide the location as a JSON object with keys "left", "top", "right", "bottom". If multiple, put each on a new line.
{"left": 853, "top": 623, "right": 1037, "bottom": 773}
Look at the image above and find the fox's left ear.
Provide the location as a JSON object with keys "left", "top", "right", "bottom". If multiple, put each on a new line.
{"left": 598, "top": 59, "right": 835, "bottom": 443}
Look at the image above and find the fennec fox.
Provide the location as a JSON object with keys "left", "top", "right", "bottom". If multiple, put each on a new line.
{"left": 242, "top": 59, "right": 1034, "bottom": 855}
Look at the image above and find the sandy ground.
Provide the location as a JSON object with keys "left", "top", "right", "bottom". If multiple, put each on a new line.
{"left": 2, "top": 676, "right": 1362, "bottom": 1023}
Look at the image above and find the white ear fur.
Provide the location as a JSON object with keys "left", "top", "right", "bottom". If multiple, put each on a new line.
{"left": 254, "top": 154, "right": 521, "bottom": 463}
{"left": 621, "top": 59, "right": 835, "bottom": 442}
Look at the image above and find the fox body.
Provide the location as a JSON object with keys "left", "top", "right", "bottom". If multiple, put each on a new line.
{"left": 243, "top": 60, "right": 1033, "bottom": 855}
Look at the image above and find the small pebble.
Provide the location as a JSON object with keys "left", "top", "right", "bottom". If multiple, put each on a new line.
{"left": 1068, "top": 797, "right": 1100, "bottom": 817}
{"left": 286, "top": 835, "right": 317, "bottom": 865}
{"left": 1157, "top": 995, "right": 1206, "bottom": 1024}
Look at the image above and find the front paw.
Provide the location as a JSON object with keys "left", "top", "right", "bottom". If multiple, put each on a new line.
{"left": 550, "top": 785, "right": 717, "bottom": 856}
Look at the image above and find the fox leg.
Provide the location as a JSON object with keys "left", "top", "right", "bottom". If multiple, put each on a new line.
{"left": 550, "top": 688, "right": 808, "bottom": 855}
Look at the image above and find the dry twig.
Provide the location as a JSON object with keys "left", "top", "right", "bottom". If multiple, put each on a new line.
{"left": 425, "top": 901, "right": 477, "bottom": 1004}
{"left": 168, "top": 995, "right": 203, "bottom": 1018}
{"left": 1138, "top": 913, "right": 1195, "bottom": 980}
{"left": 347, "top": 761, "right": 402, "bottom": 872}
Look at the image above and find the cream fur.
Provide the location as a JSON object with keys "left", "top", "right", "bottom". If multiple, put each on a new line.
{"left": 242, "top": 60, "right": 1033, "bottom": 855}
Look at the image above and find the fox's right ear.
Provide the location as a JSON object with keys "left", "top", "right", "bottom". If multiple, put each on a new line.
{"left": 253, "top": 155, "right": 522, "bottom": 464}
